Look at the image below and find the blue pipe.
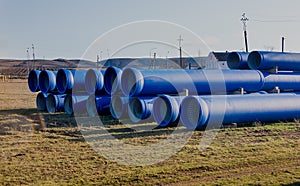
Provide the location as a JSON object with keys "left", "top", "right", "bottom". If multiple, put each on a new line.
{"left": 36, "top": 92, "right": 48, "bottom": 111}
{"left": 56, "top": 69, "right": 74, "bottom": 94}
{"left": 128, "top": 97, "right": 154, "bottom": 123}
{"left": 56, "top": 69, "right": 88, "bottom": 94}
{"left": 39, "top": 70, "right": 57, "bottom": 93}
{"left": 85, "top": 69, "right": 105, "bottom": 95}
{"left": 152, "top": 95, "right": 183, "bottom": 127}
{"left": 110, "top": 96, "right": 129, "bottom": 119}
{"left": 86, "top": 95, "right": 111, "bottom": 116}
{"left": 248, "top": 51, "right": 300, "bottom": 71}
{"left": 121, "top": 68, "right": 264, "bottom": 96}
{"left": 263, "top": 72, "right": 300, "bottom": 91}
{"left": 227, "top": 52, "right": 249, "bottom": 69}
{"left": 104, "top": 66, "right": 123, "bottom": 95}
{"left": 28, "top": 70, "right": 40, "bottom": 92}
{"left": 180, "top": 93, "right": 300, "bottom": 130}
{"left": 46, "top": 94, "right": 66, "bottom": 113}
{"left": 64, "top": 95, "right": 89, "bottom": 115}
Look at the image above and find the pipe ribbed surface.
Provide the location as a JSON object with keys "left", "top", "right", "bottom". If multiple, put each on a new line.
{"left": 121, "top": 68, "right": 265, "bottom": 96}
{"left": 28, "top": 70, "right": 40, "bottom": 92}
{"left": 85, "top": 69, "right": 105, "bottom": 95}
{"left": 227, "top": 52, "right": 249, "bottom": 69}
{"left": 110, "top": 96, "right": 129, "bottom": 119}
{"left": 128, "top": 97, "right": 154, "bottom": 123}
{"left": 153, "top": 95, "right": 183, "bottom": 127}
{"left": 180, "top": 94, "right": 300, "bottom": 130}
{"left": 64, "top": 95, "right": 89, "bottom": 115}
{"left": 36, "top": 92, "right": 48, "bottom": 111}
{"left": 248, "top": 51, "right": 300, "bottom": 71}
{"left": 46, "top": 94, "right": 66, "bottom": 113}
{"left": 86, "top": 95, "right": 111, "bottom": 116}
{"left": 39, "top": 70, "right": 57, "bottom": 93}
{"left": 104, "top": 67, "right": 123, "bottom": 95}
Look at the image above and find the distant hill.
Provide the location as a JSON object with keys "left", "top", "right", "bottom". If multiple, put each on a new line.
{"left": 0, "top": 59, "right": 96, "bottom": 77}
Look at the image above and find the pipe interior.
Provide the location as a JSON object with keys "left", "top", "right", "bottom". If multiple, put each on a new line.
{"left": 86, "top": 95, "right": 98, "bottom": 117}
{"left": 57, "top": 70, "right": 67, "bottom": 93}
{"left": 64, "top": 95, "right": 73, "bottom": 115}
{"left": 227, "top": 52, "right": 240, "bottom": 69}
{"left": 248, "top": 51, "right": 262, "bottom": 69}
{"left": 154, "top": 97, "right": 171, "bottom": 125}
{"left": 110, "top": 96, "right": 124, "bottom": 118}
{"left": 40, "top": 72, "right": 50, "bottom": 92}
{"left": 104, "top": 68, "right": 117, "bottom": 93}
{"left": 181, "top": 97, "right": 200, "bottom": 129}
{"left": 28, "top": 71, "right": 38, "bottom": 92}
{"left": 129, "top": 98, "right": 143, "bottom": 120}
{"left": 46, "top": 94, "right": 56, "bottom": 113}
{"left": 85, "top": 70, "right": 97, "bottom": 94}
{"left": 36, "top": 93, "right": 46, "bottom": 111}
{"left": 122, "top": 69, "right": 137, "bottom": 96}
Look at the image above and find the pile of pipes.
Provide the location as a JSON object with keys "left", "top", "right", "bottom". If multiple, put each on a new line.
{"left": 28, "top": 51, "right": 300, "bottom": 129}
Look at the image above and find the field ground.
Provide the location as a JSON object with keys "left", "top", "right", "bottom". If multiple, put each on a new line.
{"left": 0, "top": 80, "right": 299, "bottom": 185}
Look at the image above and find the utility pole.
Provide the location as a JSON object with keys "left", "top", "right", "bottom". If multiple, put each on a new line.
{"left": 178, "top": 35, "right": 184, "bottom": 68}
{"left": 32, "top": 44, "right": 36, "bottom": 69}
{"left": 26, "top": 48, "right": 30, "bottom": 74}
{"left": 282, "top": 37, "right": 285, "bottom": 52}
{"left": 241, "top": 13, "right": 249, "bottom": 52}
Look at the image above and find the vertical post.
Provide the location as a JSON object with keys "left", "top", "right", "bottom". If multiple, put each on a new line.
{"left": 282, "top": 37, "right": 285, "bottom": 53}
{"left": 241, "top": 13, "right": 249, "bottom": 52}
{"left": 178, "top": 35, "right": 184, "bottom": 68}
{"left": 32, "top": 44, "right": 35, "bottom": 69}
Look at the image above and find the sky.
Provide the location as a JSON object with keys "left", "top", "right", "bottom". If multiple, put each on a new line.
{"left": 1, "top": 0, "right": 300, "bottom": 61}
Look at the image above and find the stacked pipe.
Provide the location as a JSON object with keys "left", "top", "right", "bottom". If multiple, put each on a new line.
{"left": 27, "top": 51, "right": 300, "bottom": 130}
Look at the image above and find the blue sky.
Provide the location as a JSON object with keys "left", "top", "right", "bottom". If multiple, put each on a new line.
{"left": 1, "top": 0, "right": 300, "bottom": 61}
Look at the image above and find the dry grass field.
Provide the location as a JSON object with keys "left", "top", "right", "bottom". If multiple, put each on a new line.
{"left": 0, "top": 79, "right": 299, "bottom": 185}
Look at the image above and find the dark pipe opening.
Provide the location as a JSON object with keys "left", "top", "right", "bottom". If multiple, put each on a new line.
{"left": 56, "top": 69, "right": 67, "bottom": 93}
{"left": 129, "top": 98, "right": 143, "bottom": 120}
{"left": 64, "top": 95, "right": 73, "bottom": 115}
{"left": 104, "top": 68, "right": 118, "bottom": 94}
{"left": 36, "top": 93, "right": 46, "bottom": 111}
{"left": 227, "top": 52, "right": 241, "bottom": 69}
{"left": 248, "top": 51, "right": 262, "bottom": 69}
{"left": 46, "top": 94, "right": 56, "bottom": 113}
{"left": 39, "top": 71, "right": 50, "bottom": 93}
{"left": 28, "top": 70, "right": 39, "bottom": 92}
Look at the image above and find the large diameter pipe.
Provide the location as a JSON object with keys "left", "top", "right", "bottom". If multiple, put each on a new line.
{"left": 121, "top": 68, "right": 264, "bottom": 96}
{"left": 128, "top": 97, "right": 154, "bottom": 123}
{"left": 110, "top": 96, "right": 129, "bottom": 119}
{"left": 36, "top": 92, "right": 48, "bottom": 111}
{"left": 56, "top": 69, "right": 88, "bottom": 94}
{"left": 46, "top": 94, "right": 66, "bottom": 113}
{"left": 152, "top": 95, "right": 183, "bottom": 127}
{"left": 263, "top": 72, "right": 300, "bottom": 91}
{"left": 86, "top": 95, "right": 111, "bottom": 116}
{"left": 248, "top": 51, "right": 300, "bottom": 71}
{"left": 28, "top": 70, "right": 40, "bottom": 92}
{"left": 180, "top": 94, "right": 300, "bottom": 130}
{"left": 64, "top": 95, "right": 89, "bottom": 115}
{"left": 227, "top": 52, "right": 249, "bottom": 69}
{"left": 39, "top": 70, "right": 57, "bottom": 93}
{"left": 85, "top": 69, "right": 105, "bottom": 95}
{"left": 56, "top": 69, "right": 74, "bottom": 94}
{"left": 104, "top": 67, "right": 123, "bottom": 95}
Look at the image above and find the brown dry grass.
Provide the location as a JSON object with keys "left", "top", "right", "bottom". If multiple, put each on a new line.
{"left": 0, "top": 80, "right": 299, "bottom": 185}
